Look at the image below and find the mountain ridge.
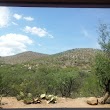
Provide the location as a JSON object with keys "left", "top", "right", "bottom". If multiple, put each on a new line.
{"left": 0, "top": 48, "right": 100, "bottom": 65}
{"left": 0, "top": 51, "right": 48, "bottom": 64}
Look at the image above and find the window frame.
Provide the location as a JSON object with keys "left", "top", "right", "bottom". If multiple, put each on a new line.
{"left": 0, "top": 0, "right": 110, "bottom": 8}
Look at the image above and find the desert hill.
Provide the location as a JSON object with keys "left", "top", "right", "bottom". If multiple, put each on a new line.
{"left": 0, "top": 48, "right": 100, "bottom": 69}
{"left": 0, "top": 51, "right": 48, "bottom": 64}
{"left": 26, "top": 48, "right": 100, "bottom": 70}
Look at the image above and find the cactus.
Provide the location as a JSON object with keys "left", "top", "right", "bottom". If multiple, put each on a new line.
{"left": 16, "top": 91, "right": 25, "bottom": 101}
{"left": 20, "top": 91, "right": 25, "bottom": 99}
{"left": 40, "top": 94, "right": 46, "bottom": 99}
{"left": 33, "top": 97, "right": 41, "bottom": 104}
{"left": 16, "top": 95, "right": 22, "bottom": 101}
{"left": 24, "top": 98, "right": 33, "bottom": 104}
{"left": 47, "top": 96, "right": 57, "bottom": 104}
{"left": 46, "top": 95, "right": 54, "bottom": 100}
{"left": 27, "top": 93, "right": 32, "bottom": 98}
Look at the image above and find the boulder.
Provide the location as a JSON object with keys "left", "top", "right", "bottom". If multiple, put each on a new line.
{"left": 87, "top": 97, "right": 98, "bottom": 105}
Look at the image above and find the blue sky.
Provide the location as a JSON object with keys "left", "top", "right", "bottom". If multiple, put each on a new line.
{"left": 0, "top": 7, "right": 110, "bottom": 56}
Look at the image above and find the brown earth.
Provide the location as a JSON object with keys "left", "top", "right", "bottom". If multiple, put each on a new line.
{"left": 1, "top": 97, "right": 110, "bottom": 108}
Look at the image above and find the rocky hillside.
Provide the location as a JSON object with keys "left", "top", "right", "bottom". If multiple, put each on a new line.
{"left": 0, "top": 48, "right": 100, "bottom": 69}
{"left": 27, "top": 48, "right": 100, "bottom": 70}
{"left": 0, "top": 51, "right": 48, "bottom": 64}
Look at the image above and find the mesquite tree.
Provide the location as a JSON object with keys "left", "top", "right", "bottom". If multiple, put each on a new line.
{"left": 0, "top": 73, "right": 3, "bottom": 107}
{"left": 95, "top": 23, "right": 110, "bottom": 104}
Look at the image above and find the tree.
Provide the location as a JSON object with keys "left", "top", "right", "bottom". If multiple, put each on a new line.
{"left": 0, "top": 73, "right": 3, "bottom": 108}
{"left": 98, "top": 23, "right": 110, "bottom": 54}
{"left": 95, "top": 23, "right": 110, "bottom": 104}
{"left": 55, "top": 68, "right": 82, "bottom": 97}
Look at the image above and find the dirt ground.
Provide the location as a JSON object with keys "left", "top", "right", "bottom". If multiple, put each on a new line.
{"left": 1, "top": 97, "right": 110, "bottom": 108}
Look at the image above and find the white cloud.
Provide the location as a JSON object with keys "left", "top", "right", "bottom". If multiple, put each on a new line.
{"left": 24, "top": 26, "right": 54, "bottom": 38}
{"left": 0, "top": 33, "right": 33, "bottom": 56}
{"left": 23, "top": 16, "right": 34, "bottom": 21}
{"left": 13, "top": 14, "right": 34, "bottom": 21}
{"left": 12, "top": 22, "right": 18, "bottom": 25}
{"left": 13, "top": 14, "right": 22, "bottom": 20}
{"left": 0, "top": 7, "right": 10, "bottom": 28}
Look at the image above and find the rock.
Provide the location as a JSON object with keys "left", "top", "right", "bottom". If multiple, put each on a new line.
{"left": 87, "top": 97, "right": 98, "bottom": 105}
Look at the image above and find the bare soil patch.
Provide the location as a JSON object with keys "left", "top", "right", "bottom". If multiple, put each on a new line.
{"left": 1, "top": 97, "right": 110, "bottom": 108}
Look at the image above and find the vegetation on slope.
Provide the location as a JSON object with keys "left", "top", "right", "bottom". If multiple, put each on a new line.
{"left": 0, "top": 51, "right": 48, "bottom": 64}
{"left": 0, "top": 48, "right": 103, "bottom": 101}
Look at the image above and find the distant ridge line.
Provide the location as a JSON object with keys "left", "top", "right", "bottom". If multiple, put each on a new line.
{"left": 0, "top": 48, "right": 100, "bottom": 64}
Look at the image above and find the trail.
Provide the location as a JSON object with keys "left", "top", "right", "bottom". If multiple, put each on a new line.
{"left": 1, "top": 97, "right": 110, "bottom": 108}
